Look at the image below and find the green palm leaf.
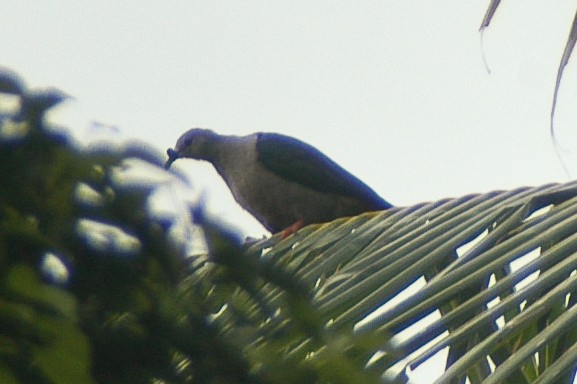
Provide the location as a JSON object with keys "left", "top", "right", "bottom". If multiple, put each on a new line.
{"left": 237, "top": 181, "right": 577, "bottom": 383}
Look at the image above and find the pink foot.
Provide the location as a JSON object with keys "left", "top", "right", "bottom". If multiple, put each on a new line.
{"left": 279, "top": 220, "right": 304, "bottom": 239}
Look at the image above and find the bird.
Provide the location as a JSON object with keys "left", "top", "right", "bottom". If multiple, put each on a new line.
{"left": 165, "top": 128, "right": 392, "bottom": 237}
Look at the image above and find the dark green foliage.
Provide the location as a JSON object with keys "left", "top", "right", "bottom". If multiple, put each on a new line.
{"left": 0, "top": 70, "right": 384, "bottom": 383}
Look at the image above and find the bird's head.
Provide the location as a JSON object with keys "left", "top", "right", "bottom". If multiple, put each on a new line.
{"left": 164, "top": 128, "right": 219, "bottom": 169}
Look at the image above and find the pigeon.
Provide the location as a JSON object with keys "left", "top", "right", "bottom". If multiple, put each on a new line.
{"left": 165, "top": 128, "right": 392, "bottom": 236}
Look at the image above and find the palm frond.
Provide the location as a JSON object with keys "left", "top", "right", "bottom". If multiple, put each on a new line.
{"left": 243, "top": 181, "right": 577, "bottom": 383}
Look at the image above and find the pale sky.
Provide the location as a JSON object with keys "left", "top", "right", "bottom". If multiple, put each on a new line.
{"left": 2, "top": 1, "right": 577, "bottom": 381}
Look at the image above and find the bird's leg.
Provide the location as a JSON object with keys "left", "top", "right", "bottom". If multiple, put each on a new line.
{"left": 279, "top": 220, "right": 304, "bottom": 239}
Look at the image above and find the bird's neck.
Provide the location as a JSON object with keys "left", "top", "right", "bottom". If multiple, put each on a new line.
{"left": 208, "top": 134, "right": 242, "bottom": 160}
{"left": 210, "top": 134, "right": 258, "bottom": 182}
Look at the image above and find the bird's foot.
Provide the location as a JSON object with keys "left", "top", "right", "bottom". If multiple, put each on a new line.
{"left": 279, "top": 220, "right": 304, "bottom": 239}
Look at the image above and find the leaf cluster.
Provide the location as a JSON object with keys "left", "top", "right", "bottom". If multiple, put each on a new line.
{"left": 0, "top": 70, "right": 385, "bottom": 384}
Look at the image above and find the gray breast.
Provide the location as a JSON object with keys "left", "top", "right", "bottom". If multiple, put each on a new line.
{"left": 212, "top": 135, "right": 352, "bottom": 232}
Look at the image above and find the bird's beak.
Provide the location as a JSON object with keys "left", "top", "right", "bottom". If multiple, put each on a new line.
{"left": 164, "top": 148, "right": 180, "bottom": 169}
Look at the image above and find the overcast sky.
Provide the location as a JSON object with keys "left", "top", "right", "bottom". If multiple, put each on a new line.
{"left": 3, "top": 2, "right": 577, "bottom": 380}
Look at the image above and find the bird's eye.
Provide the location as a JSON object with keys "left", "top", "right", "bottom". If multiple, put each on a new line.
{"left": 184, "top": 138, "right": 192, "bottom": 146}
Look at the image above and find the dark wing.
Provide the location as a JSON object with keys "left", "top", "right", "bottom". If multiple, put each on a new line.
{"left": 256, "top": 133, "right": 392, "bottom": 209}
